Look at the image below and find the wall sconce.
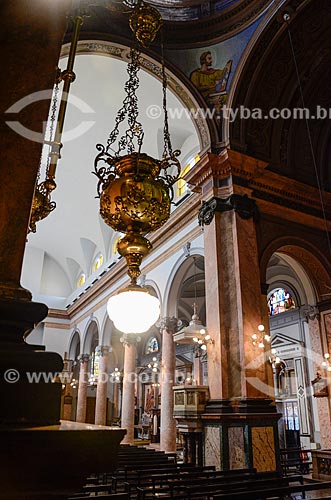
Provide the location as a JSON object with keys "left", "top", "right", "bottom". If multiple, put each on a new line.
{"left": 268, "top": 348, "right": 281, "bottom": 366}
{"left": 111, "top": 367, "right": 123, "bottom": 382}
{"left": 322, "top": 353, "right": 331, "bottom": 372}
{"left": 251, "top": 324, "right": 271, "bottom": 349}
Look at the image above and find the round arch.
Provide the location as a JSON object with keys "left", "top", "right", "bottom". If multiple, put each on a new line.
{"left": 67, "top": 330, "right": 81, "bottom": 360}
{"left": 82, "top": 319, "right": 100, "bottom": 354}
{"left": 164, "top": 247, "right": 205, "bottom": 319}
{"left": 261, "top": 237, "right": 331, "bottom": 304}
{"left": 61, "top": 40, "right": 211, "bottom": 155}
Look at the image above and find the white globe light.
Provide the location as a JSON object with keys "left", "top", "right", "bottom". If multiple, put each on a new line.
{"left": 107, "top": 285, "right": 160, "bottom": 334}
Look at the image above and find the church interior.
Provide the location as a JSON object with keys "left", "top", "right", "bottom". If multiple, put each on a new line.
{"left": 1, "top": 0, "right": 331, "bottom": 498}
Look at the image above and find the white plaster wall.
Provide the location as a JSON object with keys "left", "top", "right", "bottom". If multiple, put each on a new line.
{"left": 43, "top": 325, "right": 71, "bottom": 357}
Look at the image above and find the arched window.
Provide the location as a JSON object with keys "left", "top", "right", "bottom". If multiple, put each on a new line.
{"left": 77, "top": 273, "right": 85, "bottom": 289}
{"left": 268, "top": 287, "right": 296, "bottom": 316}
{"left": 145, "top": 336, "right": 159, "bottom": 354}
{"left": 176, "top": 155, "right": 200, "bottom": 199}
{"left": 92, "top": 253, "right": 103, "bottom": 273}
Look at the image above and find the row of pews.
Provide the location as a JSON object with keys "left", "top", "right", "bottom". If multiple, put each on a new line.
{"left": 67, "top": 444, "right": 331, "bottom": 500}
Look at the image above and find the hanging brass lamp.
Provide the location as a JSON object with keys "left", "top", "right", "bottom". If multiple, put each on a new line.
{"left": 94, "top": 1, "right": 181, "bottom": 333}
{"left": 94, "top": 1, "right": 180, "bottom": 288}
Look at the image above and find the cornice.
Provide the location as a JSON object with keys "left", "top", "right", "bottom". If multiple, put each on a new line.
{"left": 185, "top": 149, "right": 331, "bottom": 222}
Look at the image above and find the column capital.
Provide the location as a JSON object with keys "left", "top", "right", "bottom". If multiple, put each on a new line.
{"left": 96, "top": 345, "right": 111, "bottom": 356}
{"left": 120, "top": 333, "right": 141, "bottom": 346}
{"left": 302, "top": 304, "right": 320, "bottom": 322}
{"left": 198, "top": 194, "right": 257, "bottom": 227}
{"left": 79, "top": 353, "right": 90, "bottom": 364}
{"left": 159, "top": 317, "right": 179, "bottom": 334}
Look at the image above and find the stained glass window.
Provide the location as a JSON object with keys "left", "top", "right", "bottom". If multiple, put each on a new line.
{"left": 146, "top": 337, "right": 159, "bottom": 354}
{"left": 268, "top": 287, "right": 296, "bottom": 316}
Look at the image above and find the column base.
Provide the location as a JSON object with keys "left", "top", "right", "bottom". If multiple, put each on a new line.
{"left": 0, "top": 298, "right": 63, "bottom": 425}
{"left": 202, "top": 398, "right": 281, "bottom": 472}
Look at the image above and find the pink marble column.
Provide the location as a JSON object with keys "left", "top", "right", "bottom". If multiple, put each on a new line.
{"left": 160, "top": 317, "right": 178, "bottom": 453}
{"left": 203, "top": 206, "right": 271, "bottom": 400}
{"left": 308, "top": 316, "right": 331, "bottom": 448}
{"left": 76, "top": 354, "right": 90, "bottom": 423}
{"left": 95, "top": 346, "right": 110, "bottom": 426}
{"left": 121, "top": 335, "right": 138, "bottom": 445}
{"left": 113, "top": 380, "right": 120, "bottom": 419}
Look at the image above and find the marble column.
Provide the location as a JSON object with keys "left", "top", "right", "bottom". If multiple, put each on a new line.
{"left": 113, "top": 379, "right": 120, "bottom": 419}
{"left": 76, "top": 354, "right": 90, "bottom": 423}
{"left": 193, "top": 353, "right": 203, "bottom": 386}
{"left": 0, "top": 0, "right": 70, "bottom": 430}
{"left": 308, "top": 316, "right": 331, "bottom": 448}
{"left": 202, "top": 205, "right": 270, "bottom": 399}
{"left": 160, "top": 317, "right": 178, "bottom": 453}
{"left": 95, "top": 346, "right": 110, "bottom": 426}
{"left": 187, "top": 433, "right": 197, "bottom": 464}
{"left": 121, "top": 334, "right": 138, "bottom": 445}
{"left": 186, "top": 151, "right": 280, "bottom": 473}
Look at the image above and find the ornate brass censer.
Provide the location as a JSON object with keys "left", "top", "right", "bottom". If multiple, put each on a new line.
{"left": 94, "top": 1, "right": 180, "bottom": 285}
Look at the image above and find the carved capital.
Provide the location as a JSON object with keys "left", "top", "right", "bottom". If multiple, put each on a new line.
{"left": 159, "top": 316, "right": 179, "bottom": 334}
{"left": 96, "top": 345, "right": 111, "bottom": 357}
{"left": 80, "top": 353, "right": 90, "bottom": 364}
{"left": 303, "top": 305, "right": 320, "bottom": 322}
{"left": 120, "top": 333, "right": 141, "bottom": 346}
{"left": 198, "top": 194, "right": 257, "bottom": 226}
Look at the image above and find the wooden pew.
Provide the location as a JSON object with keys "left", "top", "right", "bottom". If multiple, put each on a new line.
{"left": 137, "top": 472, "right": 304, "bottom": 500}
{"left": 212, "top": 480, "right": 331, "bottom": 500}
{"left": 132, "top": 468, "right": 257, "bottom": 498}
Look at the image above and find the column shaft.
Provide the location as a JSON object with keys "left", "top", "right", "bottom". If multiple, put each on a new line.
{"left": 121, "top": 339, "right": 137, "bottom": 445}
{"left": 204, "top": 208, "right": 270, "bottom": 399}
{"left": 76, "top": 356, "right": 89, "bottom": 423}
{"left": 160, "top": 318, "right": 177, "bottom": 453}
{"left": 95, "top": 347, "right": 110, "bottom": 425}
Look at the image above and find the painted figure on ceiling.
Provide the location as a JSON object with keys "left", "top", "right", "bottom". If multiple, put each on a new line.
{"left": 190, "top": 50, "right": 232, "bottom": 105}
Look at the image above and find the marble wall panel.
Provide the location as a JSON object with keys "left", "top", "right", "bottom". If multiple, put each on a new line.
{"left": 228, "top": 426, "right": 246, "bottom": 469}
{"left": 204, "top": 426, "right": 221, "bottom": 470}
{"left": 252, "top": 426, "right": 276, "bottom": 472}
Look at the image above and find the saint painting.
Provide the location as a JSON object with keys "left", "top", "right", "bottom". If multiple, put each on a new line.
{"left": 190, "top": 50, "right": 232, "bottom": 107}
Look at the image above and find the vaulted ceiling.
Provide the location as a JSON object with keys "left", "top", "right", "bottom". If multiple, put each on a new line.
{"left": 231, "top": 0, "right": 331, "bottom": 192}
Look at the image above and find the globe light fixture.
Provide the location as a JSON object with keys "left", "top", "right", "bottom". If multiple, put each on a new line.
{"left": 94, "top": 1, "right": 181, "bottom": 334}
{"left": 107, "top": 284, "right": 160, "bottom": 334}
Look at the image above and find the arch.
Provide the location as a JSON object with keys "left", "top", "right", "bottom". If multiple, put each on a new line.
{"left": 164, "top": 248, "right": 205, "bottom": 322}
{"left": 67, "top": 330, "right": 81, "bottom": 360}
{"left": 61, "top": 40, "right": 211, "bottom": 154}
{"left": 100, "top": 313, "right": 114, "bottom": 347}
{"left": 261, "top": 237, "right": 331, "bottom": 303}
{"left": 225, "top": 0, "right": 286, "bottom": 146}
{"left": 82, "top": 318, "right": 100, "bottom": 354}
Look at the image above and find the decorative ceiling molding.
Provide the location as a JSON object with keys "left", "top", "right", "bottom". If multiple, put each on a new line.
{"left": 101, "top": 0, "right": 274, "bottom": 47}
{"left": 61, "top": 40, "right": 210, "bottom": 151}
